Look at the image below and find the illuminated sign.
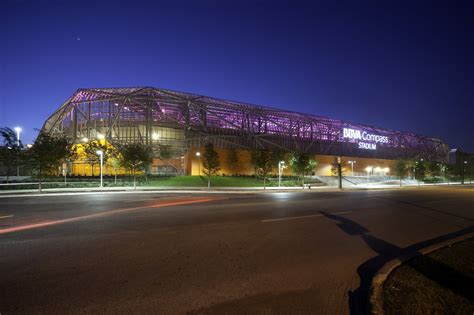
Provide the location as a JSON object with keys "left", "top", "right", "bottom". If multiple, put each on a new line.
{"left": 342, "top": 128, "right": 389, "bottom": 150}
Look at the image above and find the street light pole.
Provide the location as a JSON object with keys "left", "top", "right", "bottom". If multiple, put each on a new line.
{"left": 14, "top": 127, "right": 21, "bottom": 176}
{"left": 348, "top": 160, "right": 356, "bottom": 176}
{"left": 196, "top": 152, "right": 201, "bottom": 176}
{"left": 462, "top": 160, "right": 467, "bottom": 185}
{"left": 96, "top": 150, "right": 103, "bottom": 188}
{"left": 278, "top": 161, "right": 285, "bottom": 187}
{"left": 469, "top": 159, "right": 472, "bottom": 184}
{"left": 365, "top": 166, "right": 372, "bottom": 184}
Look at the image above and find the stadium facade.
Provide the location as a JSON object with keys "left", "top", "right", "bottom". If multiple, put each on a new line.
{"left": 42, "top": 87, "right": 449, "bottom": 176}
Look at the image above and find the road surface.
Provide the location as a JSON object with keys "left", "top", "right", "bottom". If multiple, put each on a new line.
{"left": 1, "top": 186, "right": 473, "bottom": 314}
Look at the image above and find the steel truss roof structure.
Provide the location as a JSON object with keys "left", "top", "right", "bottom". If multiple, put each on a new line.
{"left": 42, "top": 87, "right": 449, "bottom": 160}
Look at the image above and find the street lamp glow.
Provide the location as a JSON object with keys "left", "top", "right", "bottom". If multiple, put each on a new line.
{"left": 152, "top": 133, "right": 160, "bottom": 140}
{"left": 14, "top": 127, "right": 22, "bottom": 146}
{"left": 96, "top": 150, "right": 104, "bottom": 188}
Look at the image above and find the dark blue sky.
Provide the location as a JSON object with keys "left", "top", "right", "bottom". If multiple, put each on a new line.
{"left": 1, "top": 0, "right": 473, "bottom": 151}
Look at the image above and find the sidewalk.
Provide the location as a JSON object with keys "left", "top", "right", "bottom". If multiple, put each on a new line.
{"left": 0, "top": 185, "right": 338, "bottom": 197}
{"left": 0, "top": 182, "right": 471, "bottom": 198}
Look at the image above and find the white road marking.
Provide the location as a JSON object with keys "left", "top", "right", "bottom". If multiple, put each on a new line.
{"left": 261, "top": 211, "right": 352, "bottom": 223}
{"left": 0, "top": 198, "right": 214, "bottom": 235}
{"left": 0, "top": 215, "right": 14, "bottom": 219}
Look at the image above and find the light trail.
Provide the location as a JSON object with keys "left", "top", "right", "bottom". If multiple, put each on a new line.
{"left": 0, "top": 198, "right": 214, "bottom": 235}
{"left": 261, "top": 210, "right": 352, "bottom": 223}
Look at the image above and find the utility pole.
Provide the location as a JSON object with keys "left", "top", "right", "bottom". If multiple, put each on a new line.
{"left": 196, "top": 151, "right": 201, "bottom": 175}
{"left": 278, "top": 161, "right": 285, "bottom": 188}
{"left": 15, "top": 127, "right": 21, "bottom": 177}
{"left": 337, "top": 157, "right": 342, "bottom": 189}
{"left": 348, "top": 160, "right": 356, "bottom": 176}
{"left": 96, "top": 150, "right": 104, "bottom": 188}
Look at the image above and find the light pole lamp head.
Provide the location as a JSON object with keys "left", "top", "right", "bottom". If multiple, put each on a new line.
{"left": 14, "top": 127, "right": 22, "bottom": 133}
{"left": 96, "top": 150, "right": 103, "bottom": 156}
{"left": 196, "top": 152, "right": 201, "bottom": 157}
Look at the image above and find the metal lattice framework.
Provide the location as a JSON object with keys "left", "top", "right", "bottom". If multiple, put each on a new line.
{"left": 42, "top": 87, "right": 449, "bottom": 160}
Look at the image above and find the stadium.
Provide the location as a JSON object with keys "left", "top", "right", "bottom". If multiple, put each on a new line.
{"left": 41, "top": 87, "right": 449, "bottom": 176}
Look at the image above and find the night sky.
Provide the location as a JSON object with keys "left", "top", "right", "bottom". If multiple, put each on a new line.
{"left": 1, "top": 0, "right": 473, "bottom": 151}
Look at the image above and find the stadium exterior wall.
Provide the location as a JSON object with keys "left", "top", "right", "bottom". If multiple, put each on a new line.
{"left": 42, "top": 87, "right": 449, "bottom": 176}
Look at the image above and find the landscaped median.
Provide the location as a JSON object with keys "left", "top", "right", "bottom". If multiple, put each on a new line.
{"left": 0, "top": 175, "right": 325, "bottom": 190}
{"left": 379, "top": 238, "right": 474, "bottom": 314}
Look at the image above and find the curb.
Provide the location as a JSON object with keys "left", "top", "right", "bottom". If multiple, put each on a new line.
{"left": 369, "top": 231, "right": 474, "bottom": 314}
{"left": 0, "top": 187, "right": 343, "bottom": 198}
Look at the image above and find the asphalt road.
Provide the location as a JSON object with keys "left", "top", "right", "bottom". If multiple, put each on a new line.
{"left": 0, "top": 187, "right": 473, "bottom": 314}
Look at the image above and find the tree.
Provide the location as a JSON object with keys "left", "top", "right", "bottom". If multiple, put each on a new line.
{"left": 83, "top": 140, "right": 115, "bottom": 176}
{"left": 272, "top": 150, "right": 287, "bottom": 168}
{"left": 158, "top": 144, "right": 172, "bottom": 161}
{"left": 62, "top": 145, "right": 78, "bottom": 183}
{"left": 331, "top": 158, "right": 346, "bottom": 176}
{"left": 0, "top": 147, "right": 14, "bottom": 182}
{"left": 108, "top": 148, "right": 123, "bottom": 185}
{"left": 157, "top": 143, "right": 173, "bottom": 176}
{"left": 394, "top": 159, "right": 407, "bottom": 187}
{"left": 425, "top": 160, "right": 440, "bottom": 178}
{"left": 30, "top": 132, "right": 73, "bottom": 192}
{"left": 438, "top": 163, "right": 447, "bottom": 180}
{"left": 202, "top": 143, "right": 220, "bottom": 189}
{"left": 0, "top": 127, "right": 22, "bottom": 182}
{"left": 109, "top": 155, "right": 121, "bottom": 185}
{"left": 227, "top": 148, "right": 240, "bottom": 175}
{"left": 253, "top": 149, "right": 274, "bottom": 189}
{"left": 289, "top": 152, "right": 317, "bottom": 185}
{"left": 414, "top": 159, "right": 426, "bottom": 181}
{"left": 149, "top": 143, "right": 175, "bottom": 176}
{"left": 250, "top": 149, "right": 260, "bottom": 176}
{"left": 119, "top": 143, "right": 152, "bottom": 189}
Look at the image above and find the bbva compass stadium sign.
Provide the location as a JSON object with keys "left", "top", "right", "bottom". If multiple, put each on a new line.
{"left": 342, "top": 128, "right": 389, "bottom": 150}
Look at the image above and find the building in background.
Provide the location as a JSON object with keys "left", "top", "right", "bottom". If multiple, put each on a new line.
{"left": 41, "top": 87, "right": 449, "bottom": 176}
